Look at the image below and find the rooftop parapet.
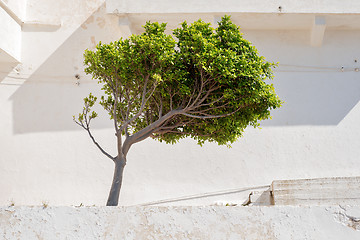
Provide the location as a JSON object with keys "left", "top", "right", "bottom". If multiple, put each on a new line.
{"left": 106, "top": 0, "right": 360, "bottom": 14}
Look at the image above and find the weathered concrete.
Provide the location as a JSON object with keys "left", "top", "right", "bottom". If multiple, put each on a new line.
{"left": 1, "top": 206, "right": 360, "bottom": 239}
{"left": 272, "top": 177, "right": 360, "bottom": 206}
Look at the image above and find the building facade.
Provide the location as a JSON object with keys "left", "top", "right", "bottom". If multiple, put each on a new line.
{"left": 1, "top": 0, "right": 360, "bottom": 206}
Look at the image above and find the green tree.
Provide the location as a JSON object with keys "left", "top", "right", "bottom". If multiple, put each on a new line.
{"left": 74, "top": 16, "right": 282, "bottom": 206}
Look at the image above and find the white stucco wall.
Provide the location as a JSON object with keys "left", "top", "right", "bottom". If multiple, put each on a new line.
{"left": 0, "top": 3, "right": 21, "bottom": 62}
{"left": 1, "top": 206, "right": 360, "bottom": 239}
{"left": 106, "top": 0, "right": 360, "bottom": 14}
{"left": 2, "top": 0, "right": 27, "bottom": 20}
{"left": 1, "top": 0, "right": 360, "bottom": 207}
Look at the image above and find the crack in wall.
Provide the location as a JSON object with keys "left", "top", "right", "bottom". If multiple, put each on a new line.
{"left": 333, "top": 205, "right": 360, "bottom": 231}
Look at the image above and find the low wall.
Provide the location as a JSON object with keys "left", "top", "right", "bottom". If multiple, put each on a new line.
{"left": 1, "top": 206, "right": 360, "bottom": 239}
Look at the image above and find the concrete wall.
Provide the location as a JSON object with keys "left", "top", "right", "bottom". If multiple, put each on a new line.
{"left": 106, "top": 0, "right": 360, "bottom": 14}
{"left": 1, "top": 206, "right": 360, "bottom": 239}
{"left": 2, "top": 0, "right": 27, "bottom": 19}
{"left": 1, "top": 0, "right": 360, "bottom": 207}
{"left": 0, "top": 2, "right": 21, "bottom": 62}
{"left": 271, "top": 177, "right": 360, "bottom": 206}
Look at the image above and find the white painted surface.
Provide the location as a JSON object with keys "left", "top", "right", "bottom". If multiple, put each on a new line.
{"left": 1, "top": 206, "right": 360, "bottom": 239}
{"left": 1, "top": 0, "right": 360, "bottom": 207}
{"left": 1, "top": 0, "right": 27, "bottom": 20}
{"left": 310, "top": 16, "right": 326, "bottom": 47}
{"left": 106, "top": 0, "right": 360, "bottom": 14}
{"left": 0, "top": 4, "right": 21, "bottom": 62}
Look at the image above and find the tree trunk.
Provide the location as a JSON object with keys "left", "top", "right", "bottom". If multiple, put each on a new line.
{"left": 106, "top": 156, "right": 126, "bottom": 206}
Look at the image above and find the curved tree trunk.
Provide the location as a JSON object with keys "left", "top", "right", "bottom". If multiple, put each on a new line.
{"left": 106, "top": 156, "right": 126, "bottom": 206}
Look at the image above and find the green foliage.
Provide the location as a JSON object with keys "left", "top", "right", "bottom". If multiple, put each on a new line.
{"left": 73, "top": 93, "right": 98, "bottom": 129}
{"left": 80, "top": 16, "right": 282, "bottom": 146}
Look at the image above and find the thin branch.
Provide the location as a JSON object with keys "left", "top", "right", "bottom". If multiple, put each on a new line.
{"left": 155, "top": 129, "right": 221, "bottom": 138}
{"left": 158, "top": 122, "right": 186, "bottom": 131}
{"left": 125, "top": 126, "right": 129, "bottom": 137}
{"left": 112, "top": 81, "right": 119, "bottom": 134}
{"left": 156, "top": 130, "right": 191, "bottom": 135}
{"left": 194, "top": 84, "right": 221, "bottom": 107}
{"left": 144, "top": 79, "right": 159, "bottom": 105}
{"left": 74, "top": 99, "right": 115, "bottom": 161}
{"left": 85, "top": 127, "right": 116, "bottom": 161}
{"left": 188, "top": 101, "right": 233, "bottom": 114}
{"left": 169, "top": 91, "right": 174, "bottom": 111}
{"left": 75, "top": 116, "right": 115, "bottom": 161}
{"left": 158, "top": 96, "right": 163, "bottom": 117}
{"left": 151, "top": 95, "right": 162, "bottom": 119}
{"left": 181, "top": 107, "right": 243, "bottom": 119}
{"left": 124, "top": 89, "right": 132, "bottom": 121}
{"left": 184, "top": 80, "right": 200, "bottom": 109}
{"left": 120, "top": 75, "right": 150, "bottom": 132}
{"left": 193, "top": 95, "right": 225, "bottom": 108}
{"left": 185, "top": 72, "right": 205, "bottom": 110}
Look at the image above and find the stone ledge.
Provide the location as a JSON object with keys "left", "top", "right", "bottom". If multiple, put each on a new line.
{"left": 1, "top": 206, "right": 360, "bottom": 239}
{"left": 272, "top": 176, "right": 360, "bottom": 205}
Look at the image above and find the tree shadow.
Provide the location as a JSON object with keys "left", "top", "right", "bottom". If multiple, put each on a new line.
{"left": 246, "top": 29, "right": 360, "bottom": 126}
{"left": 0, "top": 62, "right": 18, "bottom": 83}
{"left": 9, "top": 16, "right": 360, "bottom": 134}
{"left": 261, "top": 71, "right": 360, "bottom": 126}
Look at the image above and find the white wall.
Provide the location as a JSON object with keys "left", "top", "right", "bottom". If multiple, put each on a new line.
{"left": 1, "top": 0, "right": 360, "bottom": 206}
{"left": 106, "top": 0, "right": 360, "bottom": 14}
{"left": 2, "top": 0, "right": 27, "bottom": 19}
{"left": 0, "top": 4, "right": 21, "bottom": 62}
{"left": 1, "top": 206, "right": 360, "bottom": 239}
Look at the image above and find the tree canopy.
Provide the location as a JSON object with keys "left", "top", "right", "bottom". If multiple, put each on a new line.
{"left": 74, "top": 16, "right": 282, "bottom": 205}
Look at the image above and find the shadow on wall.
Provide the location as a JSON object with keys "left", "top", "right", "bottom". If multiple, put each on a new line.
{"left": 10, "top": 3, "right": 126, "bottom": 134}
{"left": 0, "top": 62, "right": 17, "bottom": 82}
{"left": 251, "top": 29, "right": 360, "bottom": 126}
{"left": 261, "top": 71, "right": 360, "bottom": 126}
{"left": 9, "top": 14, "right": 360, "bottom": 133}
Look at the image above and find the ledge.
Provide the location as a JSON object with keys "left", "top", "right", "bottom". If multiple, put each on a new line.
{"left": 1, "top": 206, "right": 360, "bottom": 239}
{"left": 22, "top": 21, "right": 62, "bottom": 32}
{"left": 106, "top": 0, "right": 360, "bottom": 14}
{"left": 272, "top": 176, "right": 360, "bottom": 205}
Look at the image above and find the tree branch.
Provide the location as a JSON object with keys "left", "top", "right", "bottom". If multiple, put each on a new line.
{"left": 75, "top": 116, "right": 115, "bottom": 161}
{"left": 120, "top": 75, "right": 151, "bottom": 132}
{"left": 112, "top": 81, "right": 120, "bottom": 134}
{"left": 181, "top": 107, "right": 243, "bottom": 119}
{"left": 85, "top": 127, "right": 116, "bottom": 161}
{"left": 129, "top": 109, "right": 180, "bottom": 146}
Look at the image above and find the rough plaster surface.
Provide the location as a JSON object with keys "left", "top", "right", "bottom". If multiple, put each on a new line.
{"left": 1, "top": 206, "right": 360, "bottom": 239}
{"left": 271, "top": 177, "right": 360, "bottom": 205}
